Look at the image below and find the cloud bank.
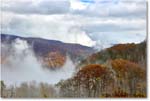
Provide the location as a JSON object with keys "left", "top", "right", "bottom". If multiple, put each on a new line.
{"left": 1, "top": 0, "right": 147, "bottom": 48}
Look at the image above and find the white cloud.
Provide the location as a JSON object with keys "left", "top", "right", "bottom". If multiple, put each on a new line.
{"left": 1, "top": 0, "right": 147, "bottom": 48}
{"left": 90, "top": 32, "right": 146, "bottom": 50}
{"left": 1, "top": 12, "right": 95, "bottom": 46}
{"left": 1, "top": 0, "right": 70, "bottom": 15}
{"left": 71, "top": 0, "right": 146, "bottom": 18}
{"left": 70, "top": 0, "right": 88, "bottom": 10}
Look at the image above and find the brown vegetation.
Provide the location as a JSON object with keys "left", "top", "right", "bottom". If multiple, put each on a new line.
{"left": 43, "top": 51, "right": 66, "bottom": 68}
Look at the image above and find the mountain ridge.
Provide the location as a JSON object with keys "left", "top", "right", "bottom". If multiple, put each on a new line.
{"left": 1, "top": 34, "right": 95, "bottom": 68}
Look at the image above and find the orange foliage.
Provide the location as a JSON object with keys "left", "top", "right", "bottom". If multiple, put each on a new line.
{"left": 76, "top": 64, "right": 107, "bottom": 80}
{"left": 43, "top": 51, "right": 66, "bottom": 68}
{"left": 111, "top": 59, "right": 146, "bottom": 79}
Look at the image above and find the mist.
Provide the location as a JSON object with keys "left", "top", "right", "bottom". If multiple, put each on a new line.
{"left": 1, "top": 38, "right": 75, "bottom": 86}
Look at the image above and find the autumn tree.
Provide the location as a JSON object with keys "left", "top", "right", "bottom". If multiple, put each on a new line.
{"left": 58, "top": 64, "right": 115, "bottom": 97}
{"left": 111, "top": 59, "right": 146, "bottom": 97}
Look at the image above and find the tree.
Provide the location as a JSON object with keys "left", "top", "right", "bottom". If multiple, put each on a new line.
{"left": 1, "top": 81, "right": 6, "bottom": 97}
{"left": 111, "top": 59, "right": 146, "bottom": 97}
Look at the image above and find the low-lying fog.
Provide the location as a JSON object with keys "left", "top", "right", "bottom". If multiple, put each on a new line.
{"left": 1, "top": 38, "right": 75, "bottom": 86}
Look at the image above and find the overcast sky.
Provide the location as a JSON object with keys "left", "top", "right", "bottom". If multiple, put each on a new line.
{"left": 1, "top": 0, "right": 147, "bottom": 48}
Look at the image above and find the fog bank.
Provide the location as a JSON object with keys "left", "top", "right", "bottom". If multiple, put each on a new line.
{"left": 1, "top": 38, "right": 75, "bottom": 86}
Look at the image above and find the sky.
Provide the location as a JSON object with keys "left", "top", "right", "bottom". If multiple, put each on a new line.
{"left": 1, "top": 0, "right": 147, "bottom": 49}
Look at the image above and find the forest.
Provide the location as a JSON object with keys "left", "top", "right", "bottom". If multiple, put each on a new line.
{"left": 1, "top": 41, "right": 147, "bottom": 98}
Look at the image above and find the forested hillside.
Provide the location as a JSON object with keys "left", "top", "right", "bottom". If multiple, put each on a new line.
{"left": 57, "top": 41, "right": 147, "bottom": 97}
{"left": 78, "top": 41, "right": 146, "bottom": 69}
{"left": 1, "top": 40, "right": 147, "bottom": 98}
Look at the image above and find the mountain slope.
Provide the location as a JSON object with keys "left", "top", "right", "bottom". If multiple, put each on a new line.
{"left": 78, "top": 41, "right": 146, "bottom": 69}
{"left": 1, "top": 34, "right": 95, "bottom": 68}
